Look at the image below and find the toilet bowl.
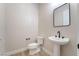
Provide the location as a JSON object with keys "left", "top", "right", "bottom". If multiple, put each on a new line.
{"left": 27, "top": 36, "right": 44, "bottom": 55}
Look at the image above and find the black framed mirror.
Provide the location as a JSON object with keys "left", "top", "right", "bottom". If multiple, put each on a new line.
{"left": 53, "top": 3, "right": 71, "bottom": 27}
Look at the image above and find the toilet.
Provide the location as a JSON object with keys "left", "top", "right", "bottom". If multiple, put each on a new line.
{"left": 27, "top": 36, "right": 44, "bottom": 55}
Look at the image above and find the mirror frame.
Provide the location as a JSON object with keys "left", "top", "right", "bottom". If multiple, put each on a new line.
{"left": 53, "top": 3, "right": 71, "bottom": 27}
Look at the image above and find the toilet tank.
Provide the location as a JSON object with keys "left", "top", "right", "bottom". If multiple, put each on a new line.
{"left": 36, "top": 36, "right": 44, "bottom": 45}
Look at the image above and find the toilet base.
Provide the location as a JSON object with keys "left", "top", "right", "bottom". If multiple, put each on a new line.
{"left": 29, "top": 48, "right": 41, "bottom": 55}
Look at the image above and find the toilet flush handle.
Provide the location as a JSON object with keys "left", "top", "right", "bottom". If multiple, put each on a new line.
{"left": 26, "top": 37, "right": 30, "bottom": 40}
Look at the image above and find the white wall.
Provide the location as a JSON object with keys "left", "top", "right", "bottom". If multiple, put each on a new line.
{"left": 5, "top": 3, "right": 39, "bottom": 52}
{"left": 0, "top": 4, "right": 5, "bottom": 55}
{"left": 38, "top": 3, "right": 78, "bottom": 56}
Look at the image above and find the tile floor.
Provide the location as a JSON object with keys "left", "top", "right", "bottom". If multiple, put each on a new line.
{"left": 11, "top": 49, "right": 49, "bottom": 56}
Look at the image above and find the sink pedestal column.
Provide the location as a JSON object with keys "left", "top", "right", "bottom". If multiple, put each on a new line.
{"left": 53, "top": 44, "right": 60, "bottom": 56}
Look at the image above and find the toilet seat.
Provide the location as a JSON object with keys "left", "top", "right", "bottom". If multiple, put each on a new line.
{"left": 28, "top": 43, "right": 40, "bottom": 49}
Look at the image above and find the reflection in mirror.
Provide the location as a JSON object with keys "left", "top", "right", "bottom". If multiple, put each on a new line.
{"left": 53, "top": 3, "right": 70, "bottom": 27}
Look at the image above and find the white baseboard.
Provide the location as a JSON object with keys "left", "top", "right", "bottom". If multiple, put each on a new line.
{"left": 42, "top": 47, "right": 53, "bottom": 56}
{"left": 4, "top": 47, "right": 28, "bottom": 56}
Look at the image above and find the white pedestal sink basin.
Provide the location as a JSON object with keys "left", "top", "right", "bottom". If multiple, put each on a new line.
{"left": 48, "top": 36, "right": 70, "bottom": 56}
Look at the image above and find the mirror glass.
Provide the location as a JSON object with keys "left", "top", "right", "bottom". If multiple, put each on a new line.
{"left": 53, "top": 3, "right": 70, "bottom": 27}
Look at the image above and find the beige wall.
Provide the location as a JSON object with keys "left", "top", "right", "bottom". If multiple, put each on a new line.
{"left": 76, "top": 4, "right": 79, "bottom": 56}
{"left": 0, "top": 4, "right": 6, "bottom": 55}
{"left": 5, "top": 3, "right": 39, "bottom": 52}
{"left": 38, "top": 3, "right": 78, "bottom": 56}
{"left": 0, "top": 3, "right": 78, "bottom": 55}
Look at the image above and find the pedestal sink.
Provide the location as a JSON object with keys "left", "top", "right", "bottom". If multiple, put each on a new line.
{"left": 48, "top": 36, "right": 70, "bottom": 56}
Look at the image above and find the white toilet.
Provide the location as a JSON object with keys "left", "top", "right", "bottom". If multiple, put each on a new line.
{"left": 27, "top": 36, "right": 44, "bottom": 55}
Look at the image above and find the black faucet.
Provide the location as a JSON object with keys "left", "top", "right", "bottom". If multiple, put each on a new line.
{"left": 57, "top": 31, "right": 60, "bottom": 38}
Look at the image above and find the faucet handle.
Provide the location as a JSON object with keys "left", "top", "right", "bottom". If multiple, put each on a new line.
{"left": 55, "top": 35, "right": 57, "bottom": 37}
{"left": 62, "top": 36, "right": 64, "bottom": 39}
